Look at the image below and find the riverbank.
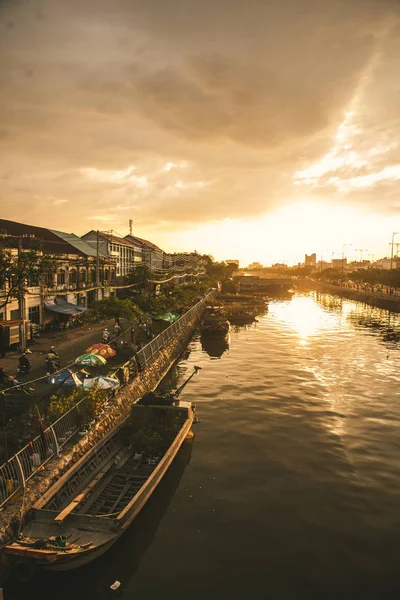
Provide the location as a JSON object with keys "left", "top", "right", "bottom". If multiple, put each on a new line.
{"left": 0, "top": 297, "right": 207, "bottom": 578}
{"left": 296, "top": 278, "right": 400, "bottom": 312}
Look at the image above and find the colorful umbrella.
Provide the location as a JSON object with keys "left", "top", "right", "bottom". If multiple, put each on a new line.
{"left": 85, "top": 343, "right": 117, "bottom": 358}
{"left": 82, "top": 376, "right": 120, "bottom": 390}
{"left": 75, "top": 353, "right": 107, "bottom": 367}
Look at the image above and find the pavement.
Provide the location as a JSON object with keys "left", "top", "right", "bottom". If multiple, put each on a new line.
{"left": 0, "top": 319, "right": 135, "bottom": 418}
{"left": 0, "top": 319, "right": 129, "bottom": 379}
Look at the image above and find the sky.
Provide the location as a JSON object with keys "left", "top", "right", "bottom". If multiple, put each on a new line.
{"left": 1, "top": 0, "right": 400, "bottom": 265}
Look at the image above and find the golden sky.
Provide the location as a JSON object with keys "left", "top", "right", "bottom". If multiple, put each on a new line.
{"left": 1, "top": 0, "right": 400, "bottom": 265}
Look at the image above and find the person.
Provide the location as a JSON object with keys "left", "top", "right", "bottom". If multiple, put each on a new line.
{"left": 47, "top": 348, "right": 60, "bottom": 369}
{"left": 109, "top": 332, "right": 118, "bottom": 350}
{"left": 48, "top": 345, "right": 59, "bottom": 358}
{"left": 19, "top": 352, "right": 31, "bottom": 374}
{"left": 101, "top": 328, "right": 110, "bottom": 343}
{"left": 0, "top": 366, "right": 18, "bottom": 387}
{"left": 0, "top": 366, "right": 9, "bottom": 385}
{"left": 114, "top": 322, "right": 122, "bottom": 336}
{"left": 45, "top": 355, "right": 58, "bottom": 375}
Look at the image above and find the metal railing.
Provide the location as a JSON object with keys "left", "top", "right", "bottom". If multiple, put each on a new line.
{"left": 0, "top": 293, "right": 211, "bottom": 508}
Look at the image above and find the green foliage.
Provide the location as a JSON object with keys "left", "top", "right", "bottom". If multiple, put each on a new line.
{"left": 0, "top": 246, "right": 57, "bottom": 310}
{"left": 125, "top": 416, "right": 182, "bottom": 457}
{"left": 47, "top": 387, "right": 107, "bottom": 426}
{"left": 90, "top": 297, "right": 146, "bottom": 323}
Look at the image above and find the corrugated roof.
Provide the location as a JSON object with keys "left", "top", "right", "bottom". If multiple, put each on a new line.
{"left": 0, "top": 219, "right": 108, "bottom": 257}
{"left": 50, "top": 229, "right": 108, "bottom": 257}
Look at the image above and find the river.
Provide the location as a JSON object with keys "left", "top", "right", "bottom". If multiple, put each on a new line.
{"left": 6, "top": 292, "right": 400, "bottom": 599}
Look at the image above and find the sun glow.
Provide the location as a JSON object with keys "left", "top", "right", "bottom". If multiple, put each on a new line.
{"left": 269, "top": 296, "right": 337, "bottom": 344}
{"left": 157, "top": 202, "right": 398, "bottom": 266}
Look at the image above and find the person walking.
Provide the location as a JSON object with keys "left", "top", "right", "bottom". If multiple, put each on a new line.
{"left": 114, "top": 322, "right": 122, "bottom": 336}
{"left": 101, "top": 328, "right": 110, "bottom": 343}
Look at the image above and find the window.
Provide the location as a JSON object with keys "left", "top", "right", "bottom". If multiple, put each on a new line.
{"left": 10, "top": 309, "right": 21, "bottom": 320}
{"left": 57, "top": 271, "right": 65, "bottom": 285}
{"left": 28, "top": 305, "right": 40, "bottom": 324}
{"left": 69, "top": 270, "right": 77, "bottom": 284}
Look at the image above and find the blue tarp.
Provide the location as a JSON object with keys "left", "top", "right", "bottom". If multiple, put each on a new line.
{"left": 45, "top": 369, "right": 83, "bottom": 387}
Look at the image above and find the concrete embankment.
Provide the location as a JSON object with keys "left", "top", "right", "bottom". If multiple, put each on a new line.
{"left": 297, "top": 278, "right": 400, "bottom": 313}
{"left": 0, "top": 303, "right": 203, "bottom": 563}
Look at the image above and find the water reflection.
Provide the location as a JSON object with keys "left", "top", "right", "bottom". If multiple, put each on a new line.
{"left": 5, "top": 441, "right": 193, "bottom": 600}
{"left": 312, "top": 291, "right": 400, "bottom": 349}
{"left": 201, "top": 333, "right": 230, "bottom": 358}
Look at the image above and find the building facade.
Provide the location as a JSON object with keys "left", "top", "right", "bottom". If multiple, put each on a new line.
{"left": 82, "top": 231, "right": 142, "bottom": 283}
{"left": 0, "top": 219, "right": 116, "bottom": 327}
{"left": 124, "top": 234, "right": 164, "bottom": 272}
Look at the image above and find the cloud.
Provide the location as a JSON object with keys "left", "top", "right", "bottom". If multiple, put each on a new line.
{"left": 0, "top": 0, "right": 399, "bottom": 238}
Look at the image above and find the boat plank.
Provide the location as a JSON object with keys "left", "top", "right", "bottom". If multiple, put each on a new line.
{"left": 54, "top": 457, "right": 116, "bottom": 523}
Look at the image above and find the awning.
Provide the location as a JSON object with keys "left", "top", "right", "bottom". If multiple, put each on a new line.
{"left": 44, "top": 299, "right": 87, "bottom": 315}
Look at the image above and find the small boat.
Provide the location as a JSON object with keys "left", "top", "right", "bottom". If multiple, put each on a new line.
{"left": 225, "top": 312, "right": 256, "bottom": 325}
{"left": 200, "top": 306, "right": 230, "bottom": 338}
{"left": 5, "top": 398, "right": 196, "bottom": 579}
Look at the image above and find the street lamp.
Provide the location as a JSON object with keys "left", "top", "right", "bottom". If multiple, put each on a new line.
{"left": 355, "top": 248, "right": 368, "bottom": 263}
{"left": 342, "top": 243, "right": 352, "bottom": 279}
{"left": 390, "top": 232, "right": 398, "bottom": 271}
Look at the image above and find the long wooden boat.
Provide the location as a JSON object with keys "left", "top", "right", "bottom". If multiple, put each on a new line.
{"left": 5, "top": 401, "right": 195, "bottom": 579}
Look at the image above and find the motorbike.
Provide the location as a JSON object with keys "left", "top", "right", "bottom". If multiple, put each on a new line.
{"left": 45, "top": 358, "right": 59, "bottom": 374}
{"left": 17, "top": 363, "right": 31, "bottom": 376}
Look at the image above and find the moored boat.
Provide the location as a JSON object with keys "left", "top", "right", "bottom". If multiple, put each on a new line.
{"left": 5, "top": 400, "right": 195, "bottom": 579}
{"left": 200, "top": 306, "right": 230, "bottom": 338}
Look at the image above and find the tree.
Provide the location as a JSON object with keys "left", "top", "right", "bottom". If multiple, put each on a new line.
{"left": 0, "top": 246, "right": 56, "bottom": 312}
{"left": 90, "top": 297, "right": 147, "bottom": 324}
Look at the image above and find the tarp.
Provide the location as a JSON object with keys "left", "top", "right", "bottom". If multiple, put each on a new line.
{"left": 153, "top": 312, "right": 179, "bottom": 323}
{"left": 44, "top": 299, "right": 87, "bottom": 315}
{"left": 45, "top": 369, "right": 83, "bottom": 387}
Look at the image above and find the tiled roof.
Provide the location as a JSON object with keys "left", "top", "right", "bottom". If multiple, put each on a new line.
{"left": 99, "top": 232, "right": 140, "bottom": 249}
{"left": 125, "top": 234, "right": 163, "bottom": 253}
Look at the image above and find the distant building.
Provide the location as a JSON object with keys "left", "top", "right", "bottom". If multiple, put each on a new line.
{"left": 304, "top": 253, "right": 317, "bottom": 266}
{"left": 374, "top": 257, "right": 395, "bottom": 270}
{"left": 248, "top": 262, "right": 263, "bottom": 270}
{"left": 332, "top": 258, "right": 347, "bottom": 269}
{"left": 317, "top": 260, "right": 331, "bottom": 271}
{"left": 226, "top": 259, "right": 240, "bottom": 267}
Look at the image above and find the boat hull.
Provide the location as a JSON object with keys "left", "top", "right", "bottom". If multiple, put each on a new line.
{"left": 5, "top": 405, "right": 194, "bottom": 575}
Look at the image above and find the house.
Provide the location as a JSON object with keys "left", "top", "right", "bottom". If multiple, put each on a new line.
{"left": 0, "top": 219, "right": 116, "bottom": 328}
{"left": 124, "top": 234, "right": 164, "bottom": 271}
{"left": 82, "top": 231, "right": 142, "bottom": 283}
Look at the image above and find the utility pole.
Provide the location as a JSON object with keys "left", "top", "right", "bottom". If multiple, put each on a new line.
{"left": 355, "top": 248, "right": 368, "bottom": 263}
{"left": 390, "top": 232, "right": 398, "bottom": 295}
{"left": 17, "top": 237, "right": 27, "bottom": 352}
{"left": 390, "top": 232, "right": 398, "bottom": 270}
{"left": 96, "top": 230, "right": 100, "bottom": 300}
{"left": 341, "top": 243, "right": 351, "bottom": 280}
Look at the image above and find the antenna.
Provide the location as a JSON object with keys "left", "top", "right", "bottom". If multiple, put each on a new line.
{"left": 129, "top": 219, "right": 133, "bottom": 236}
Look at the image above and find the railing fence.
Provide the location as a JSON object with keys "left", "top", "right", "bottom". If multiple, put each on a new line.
{"left": 0, "top": 293, "right": 211, "bottom": 508}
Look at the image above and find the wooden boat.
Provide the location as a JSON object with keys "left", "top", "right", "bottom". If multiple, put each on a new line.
{"left": 224, "top": 312, "right": 256, "bottom": 325}
{"left": 5, "top": 401, "right": 195, "bottom": 579}
{"left": 200, "top": 306, "right": 230, "bottom": 338}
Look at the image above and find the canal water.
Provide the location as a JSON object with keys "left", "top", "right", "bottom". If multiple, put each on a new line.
{"left": 6, "top": 292, "right": 400, "bottom": 599}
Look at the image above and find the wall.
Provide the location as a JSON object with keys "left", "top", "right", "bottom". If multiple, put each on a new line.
{"left": 298, "top": 278, "right": 400, "bottom": 313}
